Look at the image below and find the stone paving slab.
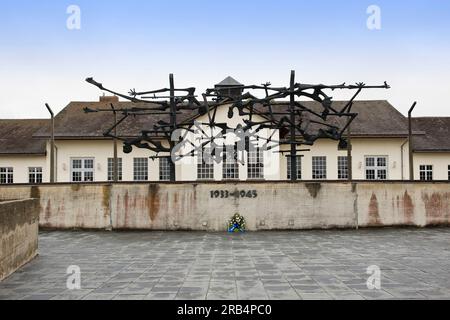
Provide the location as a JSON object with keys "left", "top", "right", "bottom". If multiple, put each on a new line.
{"left": 1, "top": 229, "right": 450, "bottom": 300}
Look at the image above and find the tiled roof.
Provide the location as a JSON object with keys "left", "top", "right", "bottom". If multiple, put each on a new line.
{"left": 254, "top": 100, "right": 412, "bottom": 137}
{"left": 34, "top": 100, "right": 414, "bottom": 139}
{"left": 3, "top": 99, "right": 444, "bottom": 155}
{"left": 33, "top": 101, "right": 197, "bottom": 139}
{"left": 412, "top": 117, "right": 450, "bottom": 152}
{"left": 0, "top": 119, "right": 48, "bottom": 155}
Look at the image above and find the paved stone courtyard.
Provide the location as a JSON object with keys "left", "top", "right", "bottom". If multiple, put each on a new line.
{"left": 1, "top": 229, "right": 450, "bottom": 300}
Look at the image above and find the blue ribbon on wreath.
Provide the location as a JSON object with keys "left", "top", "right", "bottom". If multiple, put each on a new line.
{"left": 228, "top": 222, "right": 244, "bottom": 233}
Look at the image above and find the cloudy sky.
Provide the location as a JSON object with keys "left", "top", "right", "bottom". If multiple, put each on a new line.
{"left": 0, "top": 0, "right": 449, "bottom": 118}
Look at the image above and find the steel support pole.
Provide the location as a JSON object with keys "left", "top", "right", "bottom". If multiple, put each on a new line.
{"left": 289, "top": 71, "right": 297, "bottom": 182}
{"left": 45, "top": 104, "right": 55, "bottom": 183}
{"left": 408, "top": 102, "right": 417, "bottom": 181}
{"left": 113, "top": 110, "right": 118, "bottom": 182}
{"left": 347, "top": 124, "right": 353, "bottom": 181}
{"left": 169, "top": 74, "right": 176, "bottom": 182}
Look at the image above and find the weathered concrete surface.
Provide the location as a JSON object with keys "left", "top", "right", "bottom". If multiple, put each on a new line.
{"left": 0, "top": 185, "right": 110, "bottom": 229}
{"left": 0, "top": 182, "right": 449, "bottom": 231}
{"left": 110, "top": 183, "right": 356, "bottom": 231}
{"left": 38, "top": 185, "right": 110, "bottom": 229}
{"left": 357, "top": 183, "right": 450, "bottom": 227}
{"left": 0, "top": 199, "right": 39, "bottom": 281}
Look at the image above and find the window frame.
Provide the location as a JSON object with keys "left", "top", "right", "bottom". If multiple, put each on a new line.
{"left": 28, "top": 167, "right": 43, "bottom": 184}
{"left": 70, "top": 158, "right": 95, "bottom": 183}
{"left": 287, "top": 156, "right": 302, "bottom": 180}
{"left": 247, "top": 148, "right": 264, "bottom": 180}
{"left": 419, "top": 165, "right": 433, "bottom": 181}
{"left": 0, "top": 167, "right": 14, "bottom": 184}
{"left": 337, "top": 156, "right": 349, "bottom": 180}
{"left": 365, "top": 156, "right": 388, "bottom": 180}
{"left": 107, "top": 158, "right": 123, "bottom": 182}
{"left": 133, "top": 157, "right": 149, "bottom": 181}
{"left": 222, "top": 146, "right": 239, "bottom": 180}
{"left": 197, "top": 147, "right": 214, "bottom": 181}
{"left": 312, "top": 156, "right": 327, "bottom": 180}
{"left": 159, "top": 157, "right": 172, "bottom": 182}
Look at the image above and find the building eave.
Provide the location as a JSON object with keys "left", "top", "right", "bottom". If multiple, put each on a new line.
{"left": 49, "top": 136, "right": 168, "bottom": 141}
{"left": 413, "top": 150, "right": 450, "bottom": 153}
{"left": 0, "top": 152, "right": 47, "bottom": 156}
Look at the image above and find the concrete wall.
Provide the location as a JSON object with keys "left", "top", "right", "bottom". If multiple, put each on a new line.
{"left": 357, "top": 183, "right": 450, "bottom": 227}
{"left": 0, "top": 199, "right": 39, "bottom": 281}
{"left": 0, "top": 182, "right": 449, "bottom": 231}
{"left": 107, "top": 183, "right": 356, "bottom": 231}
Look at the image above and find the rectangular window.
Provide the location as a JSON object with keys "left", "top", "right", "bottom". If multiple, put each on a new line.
{"left": 287, "top": 156, "right": 302, "bottom": 180}
{"left": 338, "top": 156, "right": 349, "bottom": 180}
{"left": 0, "top": 167, "right": 13, "bottom": 184}
{"left": 223, "top": 147, "right": 239, "bottom": 180}
{"left": 107, "top": 158, "right": 123, "bottom": 181}
{"left": 312, "top": 156, "right": 327, "bottom": 180}
{"left": 29, "top": 167, "right": 43, "bottom": 184}
{"left": 197, "top": 148, "right": 214, "bottom": 180}
{"left": 247, "top": 148, "right": 264, "bottom": 179}
{"left": 159, "top": 157, "right": 172, "bottom": 181}
{"left": 133, "top": 158, "right": 148, "bottom": 181}
{"left": 419, "top": 165, "right": 433, "bottom": 181}
{"left": 71, "top": 158, "right": 95, "bottom": 182}
{"left": 365, "top": 156, "right": 388, "bottom": 180}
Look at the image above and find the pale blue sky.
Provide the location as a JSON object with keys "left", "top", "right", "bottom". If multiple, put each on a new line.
{"left": 0, "top": 0, "right": 449, "bottom": 118}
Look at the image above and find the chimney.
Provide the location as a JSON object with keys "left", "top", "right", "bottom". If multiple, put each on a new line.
{"left": 99, "top": 95, "right": 119, "bottom": 103}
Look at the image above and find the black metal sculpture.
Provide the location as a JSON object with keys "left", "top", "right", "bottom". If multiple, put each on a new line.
{"left": 84, "top": 71, "right": 389, "bottom": 182}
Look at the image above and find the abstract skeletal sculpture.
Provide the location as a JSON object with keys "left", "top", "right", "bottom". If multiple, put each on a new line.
{"left": 84, "top": 71, "right": 390, "bottom": 181}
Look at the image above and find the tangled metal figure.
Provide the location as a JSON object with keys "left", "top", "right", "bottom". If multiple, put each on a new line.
{"left": 84, "top": 71, "right": 389, "bottom": 181}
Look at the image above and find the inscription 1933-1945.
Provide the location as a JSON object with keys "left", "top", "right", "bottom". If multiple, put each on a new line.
{"left": 210, "top": 190, "right": 258, "bottom": 199}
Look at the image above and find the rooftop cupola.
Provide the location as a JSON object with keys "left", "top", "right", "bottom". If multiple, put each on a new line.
{"left": 214, "top": 76, "right": 244, "bottom": 101}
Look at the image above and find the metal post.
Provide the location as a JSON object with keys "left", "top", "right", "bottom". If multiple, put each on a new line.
{"left": 113, "top": 109, "right": 118, "bottom": 182}
{"left": 408, "top": 102, "right": 417, "bottom": 181}
{"left": 289, "top": 71, "right": 297, "bottom": 182}
{"left": 169, "top": 73, "right": 176, "bottom": 182}
{"left": 45, "top": 104, "right": 55, "bottom": 183}
{"left": 347, "top": 124, "right": 353, "bottom": 181}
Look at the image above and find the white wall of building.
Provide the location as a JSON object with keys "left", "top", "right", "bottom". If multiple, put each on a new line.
{"left": 2, "top": 139, "right": 449, "bottom": 184}
{"left": 414, "top": 153, "right": 450, "bottom": 180}
{"left": 0, "top": 155, "right": 47, "bottom": 184}
{"left": 279, "top": 137, "right": 410, "bottom": 181}
{"left": 53, "top": 139, "right": 159, "bottom": 183}
{"left": 48, "top": 137, "right": 450, "bottom": 183}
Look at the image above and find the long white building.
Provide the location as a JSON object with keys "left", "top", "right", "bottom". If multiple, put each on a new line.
{"left": 1, "top": 83, "right": 450, "bottom": 184}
